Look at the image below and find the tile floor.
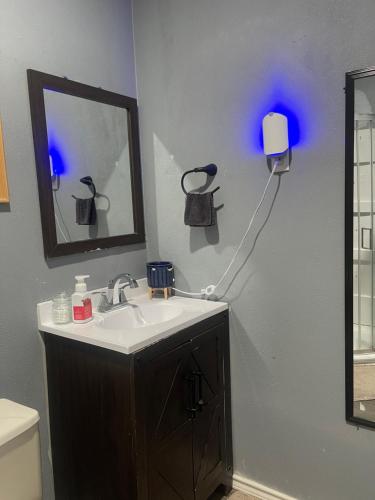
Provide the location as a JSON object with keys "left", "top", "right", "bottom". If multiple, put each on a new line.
{"left": 210, "top": 489, "right": 260, "bottom": 500}
{"left": 354, "top": 363, "right": 375, "bottom": 401}
{"left": 226, "top": 492, "right": 260, "bottom": 500}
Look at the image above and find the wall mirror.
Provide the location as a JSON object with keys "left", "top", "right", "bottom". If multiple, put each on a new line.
{"left": 345, "top": 67, "right": 375, "bottom": 428}
{"left": 27, "top": 69, "right": 145, "bottom": 258}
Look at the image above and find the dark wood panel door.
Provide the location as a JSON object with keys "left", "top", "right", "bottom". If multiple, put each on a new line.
{"left": 140, "top": 340, "right": 196, "bottom": 500}
{"left": 191, "top": 324, "right": 226, "bottom": 500}
{"left": 138, "top": 320, "right": 228, "bottom": 500}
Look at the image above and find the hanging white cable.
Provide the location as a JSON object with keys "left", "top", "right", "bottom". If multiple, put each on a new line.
{"left": 213, "top": 160, "right": 278, "bottom": 291}
{"left": 172, "top": 287, "right": 204, "bottom": 296}
{"left": 53, "top": 190, "right": 70, "bottom": 243}
{"left": 55, "top": 213, "right": 69, "bottom": 243}
{"left": 171, "top": 160, "right": 279, "bottom": 297}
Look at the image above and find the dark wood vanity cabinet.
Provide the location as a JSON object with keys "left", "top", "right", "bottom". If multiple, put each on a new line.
{"left": 44, "top": 311, "right": 232, "bottom": 500}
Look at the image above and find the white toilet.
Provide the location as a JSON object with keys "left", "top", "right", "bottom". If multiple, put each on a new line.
{"left": 0, "top": 399, "right": 42, "bottom": 500}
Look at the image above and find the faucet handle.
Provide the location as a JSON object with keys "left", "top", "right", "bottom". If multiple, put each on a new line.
{"left": 124, "top": 275, "right": 139, "bottom": 289}
{"left": 129, "top": 278, "right": 139, "bottom": 289}
{"left": 118, "top": 280, "right": 139, "bottom": 290}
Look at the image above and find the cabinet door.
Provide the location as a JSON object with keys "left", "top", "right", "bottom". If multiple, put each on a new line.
{"left": 138, "top": 341, "right": 196, "bottom": 500}
{"left": 190, "top": 323, "right": 226, "bottom": 500}
{"left": 135, "top": 315, "right": 230, "bottom": 500}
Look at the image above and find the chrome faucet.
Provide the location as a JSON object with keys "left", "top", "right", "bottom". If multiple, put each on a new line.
{"left": 96, "top": 273, "right": 139, "bottom": 313}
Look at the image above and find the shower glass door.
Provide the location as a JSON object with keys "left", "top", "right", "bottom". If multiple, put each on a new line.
{"left": 353, "top": 119, "right": 375, "bottom": 355}
{"left": 345, "top": 67, "right": 375, "bottom": 428}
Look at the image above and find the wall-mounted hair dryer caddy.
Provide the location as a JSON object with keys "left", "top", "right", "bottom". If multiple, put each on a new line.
{"left": 262, "top": 112, "right": 289, "bottom": 173}
{"left": 181, "top": 164, "right": 220, "bottom": 227}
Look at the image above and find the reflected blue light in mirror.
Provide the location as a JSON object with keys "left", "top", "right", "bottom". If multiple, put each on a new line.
{"left": 48, "top": 142, "right": 67, "bottom": 176}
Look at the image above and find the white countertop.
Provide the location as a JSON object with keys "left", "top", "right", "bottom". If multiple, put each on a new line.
{"left": 37, "top": 279, "right": 228, "bottom": 354}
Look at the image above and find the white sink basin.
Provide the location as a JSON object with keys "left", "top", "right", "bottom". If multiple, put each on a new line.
{"left": 37, "top": 279, "right": 228, "bottom": 354}
{"left": 96, "top": 302, "right": 184, "bottom": 330}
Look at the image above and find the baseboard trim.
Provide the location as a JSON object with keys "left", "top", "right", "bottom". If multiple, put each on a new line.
{"left": 232, "top": 473, "right": 298, "bottom": 500}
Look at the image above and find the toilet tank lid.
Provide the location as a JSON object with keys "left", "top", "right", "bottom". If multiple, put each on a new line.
{"left": 0, "top": 399, "right": 40, "bottom": 448}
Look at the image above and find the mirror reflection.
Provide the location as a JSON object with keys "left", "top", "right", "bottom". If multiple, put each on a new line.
{"left": 352, "top": 75, "right": 375, "bottom": 422}
{"left": 44, "top": 90, "right": 134, "bottom": 243}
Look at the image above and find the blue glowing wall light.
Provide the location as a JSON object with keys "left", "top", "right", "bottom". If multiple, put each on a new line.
{"left": 245, "top": 71, "right": 319, "bottom": 155}
{"left": 258, "top": 103, "right": 300, "bottom": 152}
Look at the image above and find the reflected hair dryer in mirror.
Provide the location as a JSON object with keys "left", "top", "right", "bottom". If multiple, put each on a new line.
{"left": 80, "top": 176, "right": 97, "bottom": 197}
{"left": 72, "top": 176, "right": 97, "bottom": 226}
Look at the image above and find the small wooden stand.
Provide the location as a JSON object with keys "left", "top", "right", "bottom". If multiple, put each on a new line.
{"left": 148, "top": 287, "right": 172, "bottom": 300}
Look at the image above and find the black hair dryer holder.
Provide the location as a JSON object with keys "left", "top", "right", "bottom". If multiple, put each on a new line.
{"left": 181, "top": 164, "right": 220, "bottom": 227}
{"left": 180, "top": 163, "right": 219, "bottom": 195}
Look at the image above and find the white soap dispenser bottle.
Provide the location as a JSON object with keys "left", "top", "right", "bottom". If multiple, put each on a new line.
{"left": 72, "top": 275, "right": 93, "bottom": 324}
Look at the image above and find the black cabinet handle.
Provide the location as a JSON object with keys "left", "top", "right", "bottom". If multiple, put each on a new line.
{"left": 185, "top": 375, "right": 198, "bottom": 418}
{"left": 193, "top": 371, "right": 207, "bottom": 411}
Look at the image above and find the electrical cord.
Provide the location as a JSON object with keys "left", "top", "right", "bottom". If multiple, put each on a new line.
{"left": 53, "top": 190, "right": 70, "bottom": 243}
{"left": 172, "top": 287, "right": 204, "bottom": 296}
{"left": 172, "top": 160, "right": 279, "bottom": 298}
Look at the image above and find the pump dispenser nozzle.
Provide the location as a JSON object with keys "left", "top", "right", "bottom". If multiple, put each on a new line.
{"left": 75, "top": 275, "right": 90, "bottom": 292}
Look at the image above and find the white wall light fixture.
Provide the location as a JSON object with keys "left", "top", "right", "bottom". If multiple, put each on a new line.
{"left": 262, "top": 112, "right": 290, "bottom": 173}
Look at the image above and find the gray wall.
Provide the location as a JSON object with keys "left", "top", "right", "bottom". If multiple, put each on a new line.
{"left": 133, "top": 1, "right": 375, "bottom": 499}
{"left": 0, "top": 1, "right": 145, "bottom": 498}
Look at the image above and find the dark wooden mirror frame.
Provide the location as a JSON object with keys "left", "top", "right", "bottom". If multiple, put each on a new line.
{"left": 27, "top": 69, "right": 145, "bottom": 258}
{"left": 345, "top": 66, "right": 375, "bottom": 429}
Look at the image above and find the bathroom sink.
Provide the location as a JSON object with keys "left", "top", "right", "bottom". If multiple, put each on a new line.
{"left": 37, "top": 278, "right": 228, "bottom": 354}
{"left": 95, "top": 302, "right": 184, "bottom": 330}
